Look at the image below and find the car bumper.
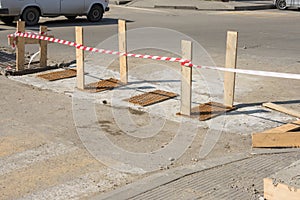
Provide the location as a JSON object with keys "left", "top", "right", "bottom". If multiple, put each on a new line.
{"left": 105, "top": 7, "right": 110, "bottom": 12}
{"left": 0, "top": 8, "right": 9, "bottom": 15}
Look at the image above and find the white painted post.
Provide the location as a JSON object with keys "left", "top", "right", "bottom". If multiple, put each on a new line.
{"left": 180, "top": 40, "right": 193, "bottom": 116}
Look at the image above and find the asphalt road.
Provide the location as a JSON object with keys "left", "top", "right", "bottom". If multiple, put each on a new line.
{"left": 0, "top": 5, "right": 300, "bottom": 200}
{"left": 1, "top": 6, "right": 300, "bottom": 70}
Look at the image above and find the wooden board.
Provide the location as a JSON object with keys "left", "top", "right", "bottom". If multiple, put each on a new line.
{"left": 118, "top": 19, "right": 128, "bottom": 84}
{"left": 263, "top": 102, "right": 300, "bottom": 118}
{"left": 264, "top": 178, "right": 300, "bottom": 200}
{"left": 180, "top": 40, "right": 192, "bottom": 116}
{"left": 37, "top": 69, "right": 77, "bottom": 81}
{"left": 252, "top": 120, "right": 300, "bottom": 148}
{"left": 252, "top": 132, "right": 300, "bottom": 148}
{"left": 126, "top": 90, "right": 178, "bottom": 107}
{"left": 85, "top": 78, "right": 123, "bottom": 93}
{"left": 16, "top": 21, "right": 25, "bottom": 71}
{"left": 224, "top": 31, "right": 238, "bottom": 107}
{"left": 75, "top": 26, "right": 85, "bottom": 90}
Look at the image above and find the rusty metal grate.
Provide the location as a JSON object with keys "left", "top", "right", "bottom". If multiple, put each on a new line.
{"left": 37, "top": 69, "right": 77, "bottom": 81}
{"left": 85, "top": 78, "right": 123, "bottom": 93}
{"left": 126, "top": 90, "right": 178, "bottom": 107}
{"left": 192, "top": 102, "right": 236, "bottom": 121}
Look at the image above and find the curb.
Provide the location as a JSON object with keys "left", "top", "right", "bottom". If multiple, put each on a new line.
{"left": 140, "top": 4, "right": 275, "bottom": 11}
{"left": 234, "top": 4, "right": 275, "bottom": 10}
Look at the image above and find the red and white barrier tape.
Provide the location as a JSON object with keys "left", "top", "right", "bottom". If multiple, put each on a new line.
{"left": 8, "top": 32, "right": 300, "bottom": 80}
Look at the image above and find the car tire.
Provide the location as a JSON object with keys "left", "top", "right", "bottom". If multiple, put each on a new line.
{"left": 276, "top": 0, "right": 287, "bottom": 10}
{"left": 66, "top": 16, "right": 77, "bottom": 21}
{"left": 0, "top": 16, "right": 15, "bottom": 25}
{"left": 21, "top": 7, "right": 40, "bottom": 26}
{"left": 87, "top": 5, "right": 103, "bottom": 22}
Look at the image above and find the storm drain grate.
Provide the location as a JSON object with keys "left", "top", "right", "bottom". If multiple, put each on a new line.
{"left": 126, "top": 90, "right": 178, "bottom": 107}
{"left": 85, "top": 78, "right": 123, "bottom": 93}
{"left": 37, "top": 69, "right": 77, "bottom": 81}
{"left": 192, "top": 102, "right": 236, "bottom": 121}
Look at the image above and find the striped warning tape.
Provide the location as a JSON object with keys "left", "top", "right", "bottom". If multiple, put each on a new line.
{"left": 8, "top": 32, "right": 300, "bottom": 80}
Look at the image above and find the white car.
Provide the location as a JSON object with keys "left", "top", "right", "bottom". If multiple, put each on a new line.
{"left": 274, "top": 0, "right": 300, "bottom": 10}
{"left": 0, "top": 0, "right": 110, "bottom": 26}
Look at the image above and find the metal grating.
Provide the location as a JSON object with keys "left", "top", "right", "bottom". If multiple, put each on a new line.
{"left": 37, "top": 69, "right": 77, "bottom": 81}
{"left": 192, "top": 102, "right": 236, "bottom": 121}
{"left": 85, "top": 78, "right": 123, "bottom": 93}
{"left": 130, "top": 152, "right": 300, "bottom": 200}
{"left": 126, "top": 90, "right": 178, "bottom": 107}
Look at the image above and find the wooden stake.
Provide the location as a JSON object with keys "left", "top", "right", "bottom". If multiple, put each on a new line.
{"left": 180, "top": 40, "right": 192, "bottom": 116}
{"left": 39, "top": 26, "right": 48, "bottom": 68}
{"left": 224, "top": 31, "right": 238, "bottom": 108}
{"left": 118, "top": 19, "right": 128, "bottom": 84}
{"left": 263, "top": 102, "right": 300, "bottom": 118}
{"left": 75, "top": 26, "right": 85, "bottom": 90}
{"left": 16, "top": 21, "right": 25, "bottom": 71}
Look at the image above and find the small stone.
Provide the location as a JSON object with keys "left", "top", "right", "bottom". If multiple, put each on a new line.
{"left": 169, "top": 157, "right": 175, "bottom": 162}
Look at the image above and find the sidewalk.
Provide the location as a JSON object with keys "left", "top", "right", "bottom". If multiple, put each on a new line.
{"left": 111, "top": 0, "right": 275, "bottom": 11}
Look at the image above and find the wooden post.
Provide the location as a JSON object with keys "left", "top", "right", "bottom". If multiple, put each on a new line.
{"left": 16, "top": 21, "right": 25, "bottom": 71}
{"left": 118, "top": 19, "right": 128, "bottom": 84}
{"left": 39, "top": 26, "right": 48, "bottom": 68}
{"left": 76, "top": 26, "right": 85, "bottom": 90}
{"left": 224, "top": 31, "right": 238, "bottom": 108}
{"left": 180, "top": 40, "right": 193, "bottom": 116}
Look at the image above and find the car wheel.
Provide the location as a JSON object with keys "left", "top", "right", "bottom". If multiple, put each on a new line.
{"left": 66, "top": 16, "right": 77, "bottom": 21}
{"left": 0, "top": 16, "right": 15, "bottom": 24}
{"left": 276, "top": 0, "right": 287, "bottom": 10}
{"left": 21, "top": 7, "right": 40, "bottom": 26}
{"left": 87, "top": 5, "right": 103, "bottom": 22}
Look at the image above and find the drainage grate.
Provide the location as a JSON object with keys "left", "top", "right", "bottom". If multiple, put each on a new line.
{"left": 85, "top": 78, "right": 123, "bottom": 93}
{"left": 192, "top": 102, "right": 236, "bottom": 121}
{"left": 37, "top": 69, "right": 77, "bottom": 81}
{"left": 126, "top": 90, "right": 178, "bottom": 107}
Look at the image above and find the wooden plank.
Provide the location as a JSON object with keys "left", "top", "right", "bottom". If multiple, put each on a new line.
{"left": 16, "top": 21, "right": 25, "bottom": 71}
{"left": 263, "top": 120, "right": 300, "bottom": 134}
{"left": 39, "top": 26, "right": 48, "bottom": 68}
{"left": 118, "top": 19, "right": 128, "bottom": 84}
{"left": 75, "top": 26, "right": 85, "bottom": 90}
{"left": 263, "top": 102, "right": 300, "bottom": 118}
{"left": 180, "top": 40, "right": 193, "bottom": 116}
{"left": 252, "top": 131, "right": 300, "bottom": 148}
{"left": 224, "top": 31, "right": 238, "bottom": 107}
{"left": 264, "top": 178, "right": 300, "bottom": 200}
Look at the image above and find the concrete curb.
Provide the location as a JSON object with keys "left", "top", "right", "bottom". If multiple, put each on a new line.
{"left": 234, "top": 4, "right": 275, "bottom": 10}
{"left": 154, "top": 4, "right": 275, "bottom": 11}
